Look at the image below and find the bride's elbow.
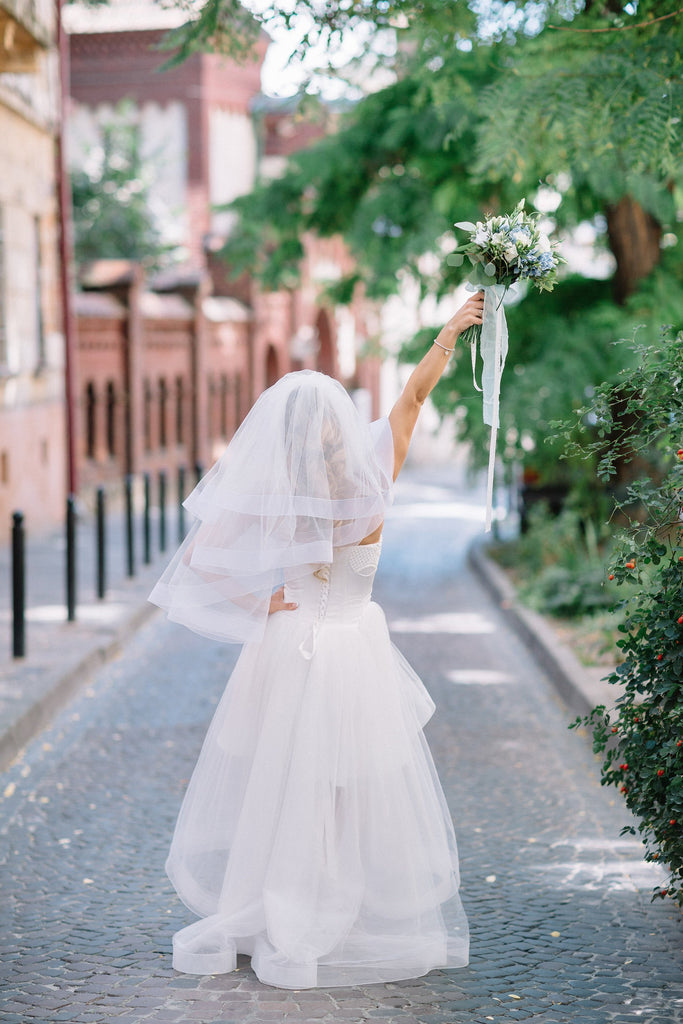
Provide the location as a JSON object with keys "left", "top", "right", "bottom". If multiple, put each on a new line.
{"left": 413, "top": 383, "right": 431, "bottom": 408}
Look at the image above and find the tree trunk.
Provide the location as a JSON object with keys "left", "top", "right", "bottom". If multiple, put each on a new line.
{"left": 605, "top": 195, "right": 662, "bottom": 305}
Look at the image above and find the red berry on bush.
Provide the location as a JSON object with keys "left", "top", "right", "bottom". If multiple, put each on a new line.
{"left": 661, "top": 889, "right": 668, "bottom": 897}
{"left": 620, "top": 763, "right": 628, "bottom": 770}
{"left": 658, "top": 769, "right": 665, "bottom": 776}
{"left": 611, "top": 726, "right": 618, "bottom": 733}
{"left": 652, "top": 853, "right": 659, "bottom": 859}
{"left": 634, "top": 716, "right": 639, "bottom": 722}
{"left": 657, "top": 653, "right": 663, "bottom": 660}
{"left": 670, "top": 819, "right": 677, "bottom": 825}
{"left": 625, "top": 560, "right": 636, "bottom": 569}
{"left": 678, "top": 449, "right": 683, "bottom": 458}
{"left": 620, "top": 786, "right": 628, "bottom": 793}
{"left": 678, "top": 740, "right": 683, "bottom": 747}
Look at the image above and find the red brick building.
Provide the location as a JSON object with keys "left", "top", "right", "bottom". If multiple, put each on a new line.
{"left": 66, "top": 3, "right": 381, "bottom": 497}
{"left": 74, "top": 260, "right": 251, "bottom": 492}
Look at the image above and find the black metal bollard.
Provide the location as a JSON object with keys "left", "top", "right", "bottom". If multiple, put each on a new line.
{"left": 125, "top": 474, "right": 135, "bottom": 577}
{"left": 66, "top": 494, "right": 77, "bottom": 622}
{"left": 143, "top": 472, "right": 152, "bottom": 565}
{"left": 177, "top": 465, "right": 186, "bottom": 542}
{"left": 158, "top": 469, "right": 167, "bottom": 553}
{"left": 11, "top": 511, "right": 25, "bottom": 658}
{"left": 96, "top": 486, "right": 106, "bottom": 599}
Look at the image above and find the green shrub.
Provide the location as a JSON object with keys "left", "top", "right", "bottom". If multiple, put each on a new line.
{"left": 493, "top": 504, "right": 618, "bottom": 618}
{"left": 563, "top": 328, "right": 683, "bottom": 906}
{"left": 521, "top": 564, "right": 614, "bottom": 618}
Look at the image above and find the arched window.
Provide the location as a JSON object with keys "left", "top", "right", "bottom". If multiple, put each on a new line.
{"left": 106, "top": 381, "right": 116, "bottom": 458}
{"left": 266, "top": 345, "right": 279, "bottom": 388}
{"left": 143, "top": 379, "right": 152, "bottom": 453}
{"left": 175, "top": 376, "right": 184, "bottom": 445}
{"left": 85, "top": 382, "right": 97, "bottom": 460}
{"left": 207, "top": 375, "right": 216, "bottom": 442}
{"left": 220, "top": 374, "right": 228, "bottom": 439}
{"left": 234, "top": 373, "right": 243, "bottom": 427}
{"left": 316, "top": 309, "right": 334, "bottom": 377}
{"left": 158, "top": 377, "right": 168, "bottom": 449}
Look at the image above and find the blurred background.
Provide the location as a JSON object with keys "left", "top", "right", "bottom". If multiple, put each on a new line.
{"left": 1, "top": 0, "right": 681, "bottom": 659}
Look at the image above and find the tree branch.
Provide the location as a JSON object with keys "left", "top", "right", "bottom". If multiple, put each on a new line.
{"left": 549, "top": 7, "right": 683, "bottom": 33}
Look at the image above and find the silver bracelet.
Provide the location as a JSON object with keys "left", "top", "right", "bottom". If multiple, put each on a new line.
{"left": 432, "top": 339, "right": 455, "bottom": 354}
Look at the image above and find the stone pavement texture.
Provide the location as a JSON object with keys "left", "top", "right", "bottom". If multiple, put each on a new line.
{"left": 0, "top": 497, "right": 174, "bottom": 770}
{"left": 0, "top": 467, "right": 681, "bottom": 1024}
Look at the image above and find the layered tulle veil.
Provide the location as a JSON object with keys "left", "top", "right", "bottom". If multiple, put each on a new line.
{"left": 149, "top": 370, "right": 394, "bottom": 643}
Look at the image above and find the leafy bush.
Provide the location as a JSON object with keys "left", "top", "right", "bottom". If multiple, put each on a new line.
{"left": 564, "top": 328, "right": 683, "bottom": 906}
{"left": 493, "top": 504, "right": 617, "bottom": 618}
{"left": 522, "top": 564, "right": 613, "bottom": 618}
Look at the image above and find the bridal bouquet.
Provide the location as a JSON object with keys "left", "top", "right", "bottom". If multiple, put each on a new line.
{"left": 449, "top": 198, "right": 563, "bottom": 332}
{"left": 448, "top": 200, "right": 564, "bottom": 530}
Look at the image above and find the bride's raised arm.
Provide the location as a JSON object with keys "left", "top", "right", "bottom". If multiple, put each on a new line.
{"left": 388, "top": 291, "right": 484, "bottom": 480}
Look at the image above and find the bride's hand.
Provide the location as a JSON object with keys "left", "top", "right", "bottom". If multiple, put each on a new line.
{"left": 269, "top": 587, "right": 298, "bottom": 615}
{"left": 436, "top": 291, "right": 485, "bottom": 348}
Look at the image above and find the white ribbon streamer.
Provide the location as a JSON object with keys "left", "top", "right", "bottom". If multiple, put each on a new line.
{"left": 470, "top": 285, "right": 509, "bottom": 532}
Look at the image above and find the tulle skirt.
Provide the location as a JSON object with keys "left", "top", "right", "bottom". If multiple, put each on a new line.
{"left": 165, "top": 601, "right": 469, "bottom": 988}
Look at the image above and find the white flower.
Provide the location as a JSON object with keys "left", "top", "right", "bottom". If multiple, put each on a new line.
{"left": 504, "top": 244, "right": 518, "bottom": 262}
{"left": 491, "top": 231, "right": 507, "bottom": 245}
{"left": 511, "top": 227, "right": 532, "bottom": 245}
{"left": 474, "top": 227, "right": 489, "bottom": 246}
{"left": 537, "top": 233, "right": 552, "bottom": 253}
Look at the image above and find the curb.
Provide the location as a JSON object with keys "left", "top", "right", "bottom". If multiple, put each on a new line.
{"left": 468, "top": 538, "right": 603, "bottom": 718}
{"left": 0, "top": 599, "right": 159, "bottom": 773}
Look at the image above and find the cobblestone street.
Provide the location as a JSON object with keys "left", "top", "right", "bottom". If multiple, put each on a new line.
{"left": 0, "top": 469, "right": 681, "bottom": 1024}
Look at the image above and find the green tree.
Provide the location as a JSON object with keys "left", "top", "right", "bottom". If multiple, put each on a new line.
{"left": 220, "top": 1, "right": 682, "bottom": 300}
{"left": 217, "top": 1, "right": 682, "bottom": 480}
{"left": 71, "top": 107, "right": 178, "bottom": 269}
{"left": 472, "top": 1, "right": 683, "bottom": 303}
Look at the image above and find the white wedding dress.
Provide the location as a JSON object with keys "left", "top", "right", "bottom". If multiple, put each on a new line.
{"left": 165, "top": 539, "right": 469, "bottom": 989}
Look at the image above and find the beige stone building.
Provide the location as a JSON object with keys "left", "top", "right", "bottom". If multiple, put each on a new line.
{"left": 0, "top": 0, "right": 65, "bottom": 541}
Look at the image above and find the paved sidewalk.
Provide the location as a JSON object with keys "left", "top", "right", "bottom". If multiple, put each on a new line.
{"left": 0, "top": 465, "right": 681, "bottom": 1024}
{"left": 468, "top": 542, "right": 622, "bottom": 718}
{"left": 0, "top": 499, "right": 175, "bottom": 770}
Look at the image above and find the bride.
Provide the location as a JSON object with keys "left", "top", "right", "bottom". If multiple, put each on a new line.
{"left": 149, "top": 291, "right": 484, "bottom": 989}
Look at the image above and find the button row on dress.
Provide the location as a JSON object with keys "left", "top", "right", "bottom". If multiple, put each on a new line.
{"left": 299, "top": 565, "right": 331, "bottom": 660}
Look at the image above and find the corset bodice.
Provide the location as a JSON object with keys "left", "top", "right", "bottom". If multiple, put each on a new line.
{"left": 284, "top": 541, "right": 381, "bottom": 626}
{"left": 282, "top": 542, "right": 382, "bottom": 659}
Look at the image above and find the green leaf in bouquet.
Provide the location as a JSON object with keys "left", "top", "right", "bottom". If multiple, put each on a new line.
{"left": 454, "top": 221, "right": 476, "bottom": 231}
{"left": 469, "top": 263, "right": 493, "bottom": 286}
{"left": 484, "top": 262, "right": 497, "bottom": 276}
{"left": 446, "top": 253, "right": 464, "bottom": 266}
